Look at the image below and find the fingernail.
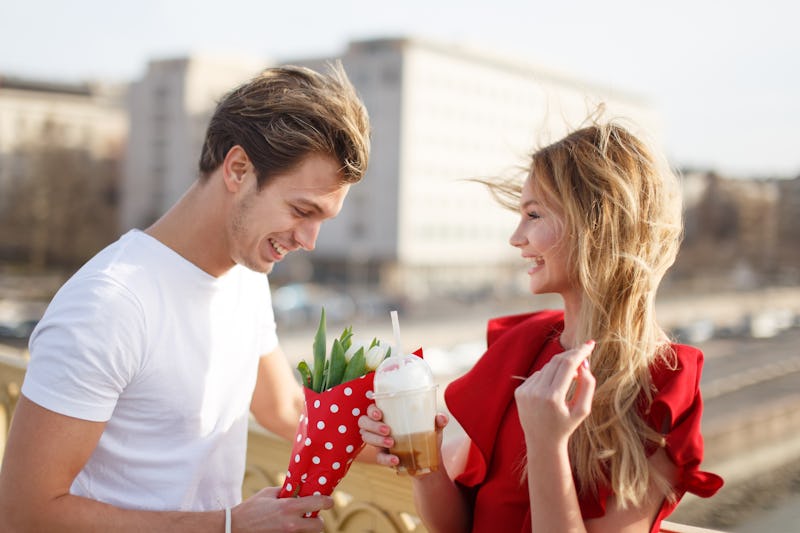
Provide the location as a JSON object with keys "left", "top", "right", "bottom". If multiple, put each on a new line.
{"left": 585, "top": 339, "right": 595, "bottom": 347}
{"left": 380, "top": 425, "right": 390, "bottom": 435}
{"left": 582, "top": 359, "right": 590, "bottom": 369}
{"left": 383, "top": 437, "right": 393, "bottom": 447}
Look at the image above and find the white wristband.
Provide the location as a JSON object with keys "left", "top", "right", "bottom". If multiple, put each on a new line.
{"left": 225, "top": 507, "right": 231, "bottom": 533}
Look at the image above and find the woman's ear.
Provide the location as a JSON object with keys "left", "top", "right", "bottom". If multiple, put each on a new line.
{"left": 221, "top": 145, "right": 251, "bottom": 192}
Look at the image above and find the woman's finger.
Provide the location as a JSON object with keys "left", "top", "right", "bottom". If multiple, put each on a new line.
{"left": 547, "top": 341, "right": 595, "bottom": 398}
{"left": 358, "top": 414, "right": 394, "bottom": 448}
{"left": 568, "top": 363, "right": 596, "bottom": 418}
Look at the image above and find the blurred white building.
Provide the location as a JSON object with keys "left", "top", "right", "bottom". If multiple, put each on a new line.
{"left": 0, "top": 76, "right": 126, "bottom": 212}
{"left": 120, "top": 38, "right": 663, "bottom": 300}
{"left": 286, "top": 38, "right": 663, "bottom": 299}
{"left": 121, "top": 55, "right": 265, "bottom": 230}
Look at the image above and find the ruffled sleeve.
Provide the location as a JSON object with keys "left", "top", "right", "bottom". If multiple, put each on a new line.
{"left": 647, "top": 344, "right": 724, "bottom": 497}
{"left": 642, "top": 344, "right": 724, "bottom": 532}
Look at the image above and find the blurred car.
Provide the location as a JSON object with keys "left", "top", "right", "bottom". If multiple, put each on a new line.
{"left": 272, "top": 283, "right": 356, "bottom": 328}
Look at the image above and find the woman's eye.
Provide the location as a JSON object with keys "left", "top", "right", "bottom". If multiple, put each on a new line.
{"left": 527, "top": 212, "right": 541, "bottom": 220}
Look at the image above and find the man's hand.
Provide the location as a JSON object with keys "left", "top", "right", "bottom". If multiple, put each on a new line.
{"left": 233, "top": 487, "right": 333, "bottom": 532}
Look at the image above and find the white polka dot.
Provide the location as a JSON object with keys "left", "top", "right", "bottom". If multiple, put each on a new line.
{"left": 346, "top": 445, "right": 354, "bottom": 453}
{"left": 312, "top": 456, "right": 321, "bottom": 464}
{"left": 304, "top": 437, "right": 312, "bottom": 446}
{"left": 338, "top": 424, "right": 347, "bottom": 434}
{"left": 351, "top": 408, "right": 360, "bottom": 416}
{"left": 313, "top": 491, "right": 321, "bottom": 495}
{"left": 319, "top": 476, "right": 328, "bottom": 485}
{"left": 365, "top": 390, "right": 372, "bottom": 399}
{"left": 317, "top": 421, "right": 325, "bottom": 430}
{"left": 299, "top": 414, "right": 305, "bottom": 422}
{"left": 296, "top": 434, "right": 302, "bottom": 442}
{"left": 343, "top": 387, "right": 352, "bottom": 396}
{"left": 347, "top": 458, "right": 354, "bottom": 464}
{"left": 325, "top": 442, "right": 334, "bottom": 450}
{"left": 286, "top": 483, "right": 292, "bottom": 492}
{"left": 332, "top": 462, "right": 341, "bottom": 470}
{"left": 294, "top": 454, "right": 300, "bottom": 463}
{"left": 313, "top": 399, "right": 320, "bottom": 408}
{"left": 330, "top": 404, "right": 339, "bottom": 413}
{"left": 304, "top": 512, "right": 312, "bottom": 518}
{"left": 286, "top": 471, "right": 291, "bottom": 478}
{"left": 301, "top": 473, "right": 308, "bottom": 481}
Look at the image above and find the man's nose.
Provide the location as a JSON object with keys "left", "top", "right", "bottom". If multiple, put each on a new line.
{"left": 295, "top": 221, "right": 322, "bottom": 251}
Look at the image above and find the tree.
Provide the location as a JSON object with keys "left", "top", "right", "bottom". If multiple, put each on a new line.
{"left": 0, "top": 119, "right": 120, "bottom": 271}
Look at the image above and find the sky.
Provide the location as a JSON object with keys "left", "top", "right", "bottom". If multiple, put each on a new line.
{"left": 1, "top": 0, "right": 798, "bottom": 177}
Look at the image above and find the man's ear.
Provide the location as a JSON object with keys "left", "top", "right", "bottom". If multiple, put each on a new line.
{"left": 221, "top": 145, "right": 252, "bottom": 192}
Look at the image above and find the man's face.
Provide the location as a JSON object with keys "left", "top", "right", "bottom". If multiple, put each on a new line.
{"left": 227, "top": 153, "right": 349, "bottom": 274}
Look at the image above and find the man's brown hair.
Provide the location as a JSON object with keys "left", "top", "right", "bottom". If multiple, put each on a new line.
{"left": 199, "top": 61, "right": 370, "bottom": 188}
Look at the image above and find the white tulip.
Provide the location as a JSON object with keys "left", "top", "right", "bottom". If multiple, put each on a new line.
{"left": 365, "top": 343, "right": 391, "bottom": 371}
{"left": 344, "top": 340, "right": 367, "bottom": 363}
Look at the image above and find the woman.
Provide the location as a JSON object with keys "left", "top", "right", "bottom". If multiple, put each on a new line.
{"left": 359, "top": 119, "right": 723, "bottom": 532}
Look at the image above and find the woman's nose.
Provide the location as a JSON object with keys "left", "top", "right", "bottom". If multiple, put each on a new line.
{"left": 509, "top": 222, "right": 527, "bottom": 247}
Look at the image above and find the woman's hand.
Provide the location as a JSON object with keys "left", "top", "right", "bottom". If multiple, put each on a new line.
{"left": 358, "top": 404, "right": 449, "bottom": 469}
{"left": 514, "top": 341, "right": 596, "bottom": 448}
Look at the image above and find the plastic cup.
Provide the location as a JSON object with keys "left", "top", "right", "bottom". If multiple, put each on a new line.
{"left": 373, "top": 355, "right": 439, "bottom": 476}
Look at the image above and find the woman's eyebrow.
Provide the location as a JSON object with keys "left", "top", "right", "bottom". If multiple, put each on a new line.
{"left": 521, "top": 199, "right": 540, "bottom": 210}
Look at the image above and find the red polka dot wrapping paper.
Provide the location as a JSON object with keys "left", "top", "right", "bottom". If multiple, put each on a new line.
{"left": 277, "top": 348, "right": 424, "bottom": 516}
{"left": 278, "top": 372, "right": 376, "bottom": 512}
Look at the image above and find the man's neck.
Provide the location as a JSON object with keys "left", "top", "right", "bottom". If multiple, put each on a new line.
{"left": 145, "top": 179, "right": 234, "bottom": 278}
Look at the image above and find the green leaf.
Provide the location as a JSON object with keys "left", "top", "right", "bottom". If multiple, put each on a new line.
{"left": 311, "top": 308, "right": 327, "bottom": 392}
{"left": 341, "top": 346, "right": 366, "bottom": 383}
{"left": 327, "top": 338, "right": 347, "bottom": 389}
{"left": 339, "top": 326, "right": 354, "bottom": 353}
{"left": 297, "top": 360, "right": 313, "bottom": 389}
{"left": 321, "top": 359, "right": 331, "bottom": 391}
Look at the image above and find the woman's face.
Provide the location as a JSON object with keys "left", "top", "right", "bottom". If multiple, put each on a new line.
{"left": 509, "top": 174, "right": 578, "bottom": 302}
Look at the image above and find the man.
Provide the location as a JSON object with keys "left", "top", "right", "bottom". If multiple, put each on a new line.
{"left": 0, "top": 62, "right": 370, "bottom": 532}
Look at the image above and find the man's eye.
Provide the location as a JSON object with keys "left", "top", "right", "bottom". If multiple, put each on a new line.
{"left": 293, "top": 207, "right": 309, "bottom": 217}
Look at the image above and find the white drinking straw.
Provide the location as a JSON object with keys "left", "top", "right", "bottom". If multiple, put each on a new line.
{"left": 390, "top": 309, "right": 402, "bottom": 357}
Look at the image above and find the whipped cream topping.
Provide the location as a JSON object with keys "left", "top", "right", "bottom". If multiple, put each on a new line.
{"left": 373, "top": 354, "right": 434, "bottom": 394}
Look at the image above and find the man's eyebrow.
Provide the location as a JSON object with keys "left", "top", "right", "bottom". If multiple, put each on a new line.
{"left": 293, "top": 198, "right": 324, "bottom": 214}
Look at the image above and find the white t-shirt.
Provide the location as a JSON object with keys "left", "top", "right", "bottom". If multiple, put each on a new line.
{"left": 22, "top": 230, "right": 279, "bottom": 511}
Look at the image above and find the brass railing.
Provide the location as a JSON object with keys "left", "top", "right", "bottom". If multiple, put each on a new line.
{"left": 0, "top": 352, "right": 722, "bottom": 532}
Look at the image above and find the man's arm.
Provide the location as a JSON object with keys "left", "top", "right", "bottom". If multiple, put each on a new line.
{"left": 0, "top": 395, "right": 331, "bottom": 532}
{"left": 0, "top": 395, "right": 227, "bottom": 531}
{"left": 250, "top": 346, "right": 304, "bottom": 441}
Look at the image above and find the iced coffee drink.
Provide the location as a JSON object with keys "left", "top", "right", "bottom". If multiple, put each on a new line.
{"left": 373, "top": 354, "right": 439, "bottom": 475}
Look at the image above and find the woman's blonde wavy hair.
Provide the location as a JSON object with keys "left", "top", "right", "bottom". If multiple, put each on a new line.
{"left": 488, "top": 115, "right": 683, "bottom": 508}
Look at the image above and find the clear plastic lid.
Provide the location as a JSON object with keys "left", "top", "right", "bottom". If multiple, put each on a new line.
{"left": 373, "top": 353, "right": 434, "bottom": 395}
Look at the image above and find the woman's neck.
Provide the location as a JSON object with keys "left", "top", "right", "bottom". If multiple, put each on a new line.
{"left": 558, "top": 291, "right": 583, "bottom": 348}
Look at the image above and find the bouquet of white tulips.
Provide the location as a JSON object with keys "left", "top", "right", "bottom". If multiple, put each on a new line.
{"left": 278, "top": 308, "right": 393, "bottom": 511}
